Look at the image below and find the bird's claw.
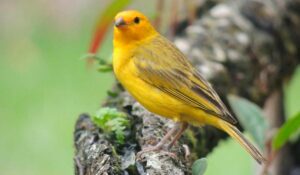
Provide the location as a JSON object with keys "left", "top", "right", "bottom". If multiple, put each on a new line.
{"left": 136, "top": 146, "right": 178, "bottom": 161}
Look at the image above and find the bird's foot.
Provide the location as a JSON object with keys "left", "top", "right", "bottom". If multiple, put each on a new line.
{"left": 136, "top": 145, "right": 177, "bottom": 160}
{"left": 136, "top": 144, "right": 162, "bottom": 159}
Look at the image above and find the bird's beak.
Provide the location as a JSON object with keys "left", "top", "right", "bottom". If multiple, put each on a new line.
{"left": 115, "top": 17, "right": 126, "bottom": 27}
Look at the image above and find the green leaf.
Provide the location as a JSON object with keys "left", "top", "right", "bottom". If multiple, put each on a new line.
{"left": 107, "top": 90, "right": 119, "bottom": 97}
{"left": 92, "top": 107, "right": 130, "bottom": 144}
{"left": 227, "top": 95, "right": 267, "bottom": 149}
{"left": 273, "top": 112, "right": 300, "bottom": 149}
{"left": 81, "top": 54, "right": 113, "bottom": 72}
{"left": 115, "top": 129, "right": 125, "bottom": 144}
{"left": 192, "top": 158, "right": 207, "bottom": 175}
{"left": 96, "top": 55, "right": 113, "bottom": 72}
{"left": 81, "top": 53, "right": 113, "bottom": 72}
{"left": 98, "top": 64, "right": 113, "bottom": 72}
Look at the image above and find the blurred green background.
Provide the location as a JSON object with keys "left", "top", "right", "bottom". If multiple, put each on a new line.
{"left": 0, "top": 1, "right": 114, "bottom": 174}
{"left": 0, "top": 1, "right": 299, "bottom": 175}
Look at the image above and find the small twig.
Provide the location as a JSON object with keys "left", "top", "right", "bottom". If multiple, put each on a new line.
{"left": 260, "top": 131, "right": 278, "bottom": 175}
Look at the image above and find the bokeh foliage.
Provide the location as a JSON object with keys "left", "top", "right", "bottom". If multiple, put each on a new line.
{"left": 0, "top": 1, "right": 115, "bottom": 174}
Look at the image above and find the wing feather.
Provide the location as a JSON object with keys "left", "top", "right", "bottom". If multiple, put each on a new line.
{"left": 133, "top": 36, "right": 237, "bottom": 124}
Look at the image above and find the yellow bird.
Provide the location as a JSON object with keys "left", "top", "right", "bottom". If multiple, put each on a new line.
{"left": 113, "top": 10, "right": 265, "bottom": 164}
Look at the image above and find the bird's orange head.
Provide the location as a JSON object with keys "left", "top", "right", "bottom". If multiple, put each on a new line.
{"left": 113, "top": 10, "right": 158, "bottom": 44}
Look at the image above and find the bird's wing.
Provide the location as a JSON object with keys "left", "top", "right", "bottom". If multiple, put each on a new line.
{"left": 133, "top": 36, "right": 237, "bottom": 124}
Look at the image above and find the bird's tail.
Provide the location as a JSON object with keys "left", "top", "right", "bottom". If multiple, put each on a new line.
{"left": 216, "top": 120, "right": 266, "bottom": 164}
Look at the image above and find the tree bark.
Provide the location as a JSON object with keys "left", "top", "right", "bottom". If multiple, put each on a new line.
{"left": 74, "top": 0, "right": 300, "bottom": 174}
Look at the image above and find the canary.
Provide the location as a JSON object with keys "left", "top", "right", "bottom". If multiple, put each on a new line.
{"left": 112, "top": 10, "right": 265, "bottom": 164}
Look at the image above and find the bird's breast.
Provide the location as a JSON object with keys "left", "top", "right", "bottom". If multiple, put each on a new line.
{"left": 113, "top": 48, "right": 182, "bottom": 120}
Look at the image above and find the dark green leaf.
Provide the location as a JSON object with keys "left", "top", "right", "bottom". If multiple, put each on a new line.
{"left": 273, "top": 112, "right": 300, "bottom": 149}
{"left": 98, "top": 64, "right": 113, "bottom": 72}
{"left": 107, "top": 90, "right": 119, "bottom": 97}
{"left": 192, "top": 158, "right": 207, "bottom": 175}
{"left": 227, "top": 95, "right": 267, "bottom": 149}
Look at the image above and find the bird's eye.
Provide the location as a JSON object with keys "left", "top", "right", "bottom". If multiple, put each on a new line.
{"left": 134, "top": 17, "right": 140, "bottom": 24}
